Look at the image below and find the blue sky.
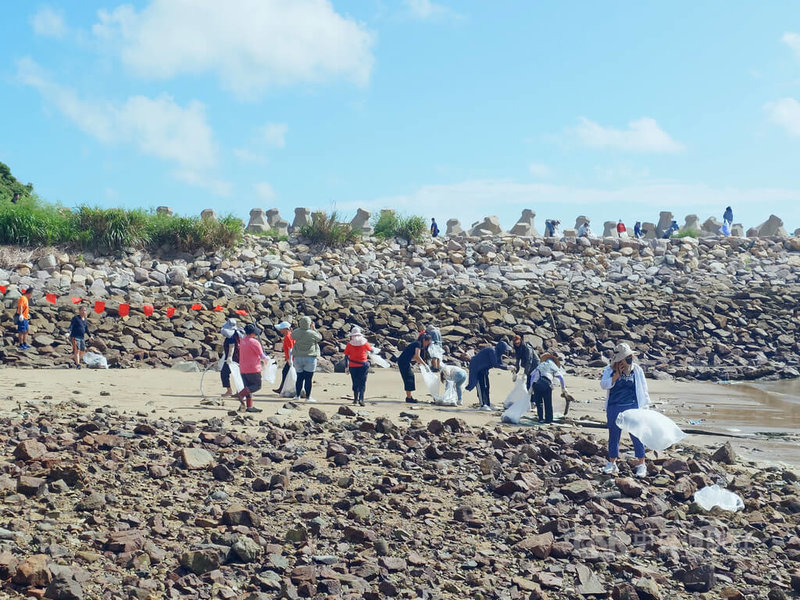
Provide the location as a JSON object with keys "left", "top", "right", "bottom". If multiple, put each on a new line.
{"left": 3, "top": 0, "right": 800, "bottom": 232}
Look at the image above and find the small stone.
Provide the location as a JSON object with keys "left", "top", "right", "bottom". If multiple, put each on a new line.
{"left": 222, "top": 504, "right": 261, "bottom": 527}
{"left": 14, "top": 439, "right": 47, "bottom": 461}
{"left": 634, "top": 576, "right": 661, "bottom": 600}
{"left": 212, "top": 464, "right": 235, "bottom": 482}
{"left": 683, "top": 564, "right": 715, "bottom": 593}
{"left": 180, "top": 549, "right": 220, "bottom": 575}
{"left": 711, "top": 442, "right": 736, "bottom": 465}
{"left": 232, "top": 536, "right": 262, "bottom": 563}
{"left": 615, "top": 477, "right": 644, "bottom": 498}
{"left": 12, "top": 554, "right": 51, "bottom": 587}
{"left": 181, "top": 447, "right": 214, "bottom": 470}
{"left": 308, "top": 407, "right": 328, "bottom": 424}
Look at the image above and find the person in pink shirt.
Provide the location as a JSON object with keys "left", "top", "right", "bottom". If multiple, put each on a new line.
{"left": 236, "top": 324, "right": 268, "bottom": 412}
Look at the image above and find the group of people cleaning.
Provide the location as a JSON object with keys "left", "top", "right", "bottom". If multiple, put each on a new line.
{"left": 218, "top": 320, "right": 652, "bottom": 478}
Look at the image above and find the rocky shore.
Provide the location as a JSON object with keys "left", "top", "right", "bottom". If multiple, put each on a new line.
{"left": 2, "top": 233, "right": 800, "bottom": 381}
{"left": 0, "top": 399, "right": 799, "bottom": 599}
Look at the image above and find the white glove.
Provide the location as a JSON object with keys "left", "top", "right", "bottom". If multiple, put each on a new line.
{"left": 511, "top": 371, "right": 518, "bottom": 382}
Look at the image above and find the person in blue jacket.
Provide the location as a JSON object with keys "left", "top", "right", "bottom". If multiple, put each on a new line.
{"left": 466, "top": 341, "right": 511, "bottom": 411}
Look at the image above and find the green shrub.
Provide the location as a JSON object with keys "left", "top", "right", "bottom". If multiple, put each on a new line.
{"left": 299, "top": 211, "right": 359, "bottom": 247}
{"left": 673, "top": 229, "right": 699, "bottom": 239}
{"left": 0, "top": 196, "right": 74, "bottom": 246}
{"left": 373, "top": 211, "right": 401, "bottom": 239}
{"left": 147, "top": 213, "right": 243, "bottom": 252}
{"left": 253, "top": 228, "right": 289, "bottom": 242}
{"left": 73, "top": 206, "right": 150, "bottom": 252}
{"left": 371, "top": 211, "right": 426, "bottom": 242}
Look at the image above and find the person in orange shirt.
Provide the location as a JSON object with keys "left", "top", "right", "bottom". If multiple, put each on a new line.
{"left": 344, "top": 326, "right": 373, "bottom": 406}
{"left": 16, "top": 288, "right": 32, "bottom": 350}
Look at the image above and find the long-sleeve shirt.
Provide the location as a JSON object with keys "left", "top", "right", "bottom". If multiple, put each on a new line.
{"left": 529, "top": 359, "right": 566, "bottom": 390}
{"left": 600, "top": 363, "right": 650, "bottom": 410}
{"left": 69, "top": 316, "right": 89, "bottom": 339}
{"left": 281, "top": 332, "right": 295, "bottom": 363}
{"left": 239, "top": 336, "right": 267, "bottom": 374}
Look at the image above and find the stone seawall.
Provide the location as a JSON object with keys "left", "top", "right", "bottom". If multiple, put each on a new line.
{"left": 2, "top": 233, "right": 799, "bottom": 380}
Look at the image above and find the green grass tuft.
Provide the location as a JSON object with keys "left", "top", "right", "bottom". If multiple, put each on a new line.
{"left": 372, "top": 211, "right": 427, "bottom": 242}
{"left": 299, "top": 211, "right": 360, "bottom": 247}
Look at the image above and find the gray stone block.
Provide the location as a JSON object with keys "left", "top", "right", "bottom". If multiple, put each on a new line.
{"left": 508, "top": 209, "right": 538, "bottom": 236}
{"left": 246, "top": 208, "right": 270, "bottom": 234}
{"left": 446, "top": 219, "right": 463, "bottom": 236}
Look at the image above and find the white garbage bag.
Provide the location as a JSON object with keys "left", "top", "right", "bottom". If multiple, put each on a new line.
{"left": 369, "top": 347, "right": 391, "bottom": 369}
{"left": 420, "top": 364, "right": 441, "bottom": 400}
{"left": 501, "top": 380, "right": 531, "bottom": 424}
{"left": 615, "top": 408, "right": 687, "bottom": 451}
{"left": 504, "top": 376, "right": 529, "bottom": 409}
{"left": 83, "top": 352, "right": 109, "bottom": 369}
{"left": 228, "top": 361, "right": 245, "bottom": 394}
{"left": 433, "top": 380, "right": 459, "bottom": 406}
{"left": 693, "top": 485, "right": 744, "bottom": 512}
{"left": 262, "top": 356, "right": 278, "bottom": 384}
{"left": 428, "top": 343, "right": 444, "bottom": 360}
{"left": 280, "top": 366, "right": 297, "bottom": 398}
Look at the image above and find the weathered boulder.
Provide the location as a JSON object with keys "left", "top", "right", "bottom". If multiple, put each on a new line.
{"left": 266, "top": 209, "right": 289, "bottom": 236}
{"left": 655, "top": 211, "right": 674, "bottom": 238}
{"left": 292, "top": 207, "right": 311, "bottom": 232}
{"left": 446, "top": 218, "right": 463, "bottom": 236}
{"left": 748, "top": 214, "right": 787, "bottom": 237}
{"left": 200, "top": 209, "right": 217, "bottom": 221}
{"left": 603, "top": 221, "right": 618, "bottom": 238}
{"left": 349, "top": 208, "right": 372, "bottom": 235}
{"left": 246, "top": 209, "right": 270, "bottom": 234}
{"left": 508, "top": 209, "right": 538, "bottom": 236}
{"left": 469, "top": 216, "right": 502, "bottom": 237}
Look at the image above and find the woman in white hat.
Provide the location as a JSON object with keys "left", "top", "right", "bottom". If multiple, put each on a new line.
{"left": 344, "top": 326, "right": 372, "bottom": 406}
{"left": 600, "top": 343, "right": 650, "bottom": 477}
{"left": 528, "top": 351, "right": 567, "bottom": 423}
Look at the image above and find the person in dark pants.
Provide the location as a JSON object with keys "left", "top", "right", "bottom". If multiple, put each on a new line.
{"left": 465, "top": 342, "right": 511, "bottom": 411}
{"left": 220, "top": 318, "right": 242, "bottom": 397}
{"left": 236, "top": 324, "right": 267, "bottom": 413}
{"left": 397, "top": 334, "right": 431, "bottom": 403}
{"left": 512, "top": 333, "right": 539, "bottom": 382}
{"left": 273, "top": 321, "right": 294, "bottom": 393}
{"left": 292, "top": 316, "right": 322, "bottom": 402}
{"left": 528, "top": 352, "right": 567, "bottom": 423}
{"left": 344, "top": 326, "right": 372, "bottom": 406}
{"left": 69, "top": 305, "right": 90, "bottom": 369}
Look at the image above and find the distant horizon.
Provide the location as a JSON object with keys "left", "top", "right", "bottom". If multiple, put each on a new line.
{"left": 3, "top": 1, "right": 800, "bottom": 231}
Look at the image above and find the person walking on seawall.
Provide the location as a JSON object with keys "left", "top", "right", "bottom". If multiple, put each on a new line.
{"left": 600, "top": 343, "right": 650, "bottom": 478}
{"left": 617, "top": 220, "right": 628, "bottom": 238}
{"left": 292, "top": 316, "right": 323, "bottom": 403}
{"left": 69, "top": 305, "right": 90, "bottom": 369}
{"left": 236, "top": 324, "right": 267, "bottom": 413}
{"left": 430, "top": 218, "right": 440, "bottom": 238}
{"left": 662, "top": 220, "right": 679, "bottom": 239}
{"left": 273, "top": 321, "right": 294, "bottom": 394}
{"left": 439, "top": 364, "right": 467, "bottom": 405}
{"left": 398, "top": 334, "right": 431, "bottom": 404}
{"left": 220, "top": 318, "right": 243, "bottom": 397}
{"left": 723, "top": 206, "right": 733, "bottom": 227}
{"left": 529, "top": 352, "right": 567, "bottom": 424}
{"left": 544, "top": 219, "right": 560, "bottom": 237}
{"left": 466, "top": 341, "right": 511, "bottom": 411}
{"left": 512, "top": 333, "right": 539, "bottom": 383}
{"left": 16, "top": 288, "right": 32, "bottom": 350}
{"left": 344, "top": 326, "right": 372, "bottom": 406}
{"left": 633, "top": 221, "right": 644, "bottom": 239}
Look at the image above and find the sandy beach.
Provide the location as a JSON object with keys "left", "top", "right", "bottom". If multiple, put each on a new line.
{"left": 3, "top": 365, "right": 799, "bottom": 466}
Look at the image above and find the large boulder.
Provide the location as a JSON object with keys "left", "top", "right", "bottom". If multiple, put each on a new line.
{"left": 681, "top": 214, "right": 701, "bottom": 234}
{"left": 446, "top": 219, "right": 463, "bottom": 236}
{"left": 350, "top": 208, "right": 372, "bottom": 235}
{"left": 747, "top": 214, "right": 788, "bottom": 238}
{"left": 292, "top": 207, "right": 311, "bottom": 232}
{"left": 266, "top": 209, "right": 289, "bottom": 236}
{"left": 246, "top": 209, "right": 270, "bottom": 234}
{"left": 574, "top": 215, "right": 589, "bottom": 230}
{"left": 200, "top": 209, "right": 217, "bottom": 221}
{"left": 603, "top": 221, "right": 618, "bottom": 238}
{"left": 508, "top": 209, "right": 538, "bottom": 236}
{"left": 642, "top": 221, "right": 657, "bottom": 240}
{"left": 655, "top": 211, "right": 674, "bottom": 238}
{"left": 469, "top": 216, "right": 502, "bottom": 237}
{"left": 701, "top": 217, "right": 721, "bottom": 236}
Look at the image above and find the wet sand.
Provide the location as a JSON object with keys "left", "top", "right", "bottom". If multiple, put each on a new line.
{"left": 2, "top": 367, "right": 799, "bottom": 467}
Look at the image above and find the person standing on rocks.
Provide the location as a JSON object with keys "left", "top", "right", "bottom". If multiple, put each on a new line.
{"left": 600, "top": 343, "right": 650, "bottom": 478}
{"left": 273, "top": 321, "right": 294, "bottom": 394}
{"left": 344, "top": 326, "right": 372, "bottom": 406}
{"left": 220, "top": 318, "right": 243, "bottom": 397}
{"left": 397, "top": 334, "right": 431, "bottom": 404}
{"left": 577, "top": 219, "right": 593, "bottom": 238}
{"left": 439, "top": 364, "right": 467, "bottom": 405}
{"left": 512, "top": 333, "right": 539, "bottom": 383}
{"left": 16, "top": 288, "right": 32, "bottom": 350}
{"left": 529, "top": 352, "right": 567, "bottom": 424}
{"left": 236, "top": 324, "right": 267, "bottom": 413}
{"left": 430, "top": 218, "right": 440, "bottom": 238}
{"left": 544, "top": 219, "right": 560, "bottom": 237}
{"left": 69, "top": 305, "right": 90, "bottom": 369}
{"left": 617, "top": 220, "right": 628, "bottom": 237}
{"left": 723, "top": 206, "right": 733, "bottom": 227}
{"left": 633, "top": 221, "right": 644, "bottom": 239}
{"left": 466, "top": 341, "right": 511, "bottom": 411}
{"left": 292, "top": 316, "right": 322, "bottom": 403}
{"left": 663, "top": 220, "right": 679, "bottom": 239}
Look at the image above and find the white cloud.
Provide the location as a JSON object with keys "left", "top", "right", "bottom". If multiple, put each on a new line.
{"left": 18, "top": 57, "right": 227, "bottom": 193}
{"left": 782, "top": 32, "right": 800, "bottom": 60}
{"left": 571, "top": 117, "right": 684, "bottom": 153}
{"left": 233, "top": 148, "right": 268, "bottom": 164}
{"left": 254, "top": 182, "right": 276, "bottom": 202}
{"left": 175, "top": 170, "right": 233, "bottom": 196}
{"left": 528, "top": 163, "right": 552, "bottom": 178}
{"left": 93, "top": 0, "right": 375, "bottom": 99}
{"left": 766, "top": 98, "right": 800, "bottom": 137}
{"left": 404, "top": 0, "right": 454, "bottom": 20}
{"left": 31, "top": 6, "right": 67, "bottom": 38}
{"left": 262, "top": 123, "right": 288, "bottom": 148}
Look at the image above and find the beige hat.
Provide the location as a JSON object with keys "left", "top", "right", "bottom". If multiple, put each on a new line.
{"left": 610, "top": 343, "right": 634, "bottom": 364}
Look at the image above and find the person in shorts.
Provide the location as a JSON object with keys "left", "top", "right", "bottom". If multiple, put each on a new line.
{"left": 69, "top": 305, "right": 90, "bottom": 369}
{"left": 16, "top": 288, "right": 32, "bottom": 350}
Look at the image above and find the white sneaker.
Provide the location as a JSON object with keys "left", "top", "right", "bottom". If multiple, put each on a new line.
{"left": 479, "top": 405, "right": 492, "bottom": 412}
{"left": 635, "top": 464, "right": 647, "bottom": 478}
{"left": 306, "top": 397, "right": 317, "bottom": 403}
{"left": 292, "top": 396, "right": 301, "bottom": 402}
{"left": 602, "top": 462, "right": 619, "bottom": 475}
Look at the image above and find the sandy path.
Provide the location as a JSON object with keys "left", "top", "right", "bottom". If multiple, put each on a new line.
{"left": 2, "top": 366, "right": 799, "bottom": 467}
